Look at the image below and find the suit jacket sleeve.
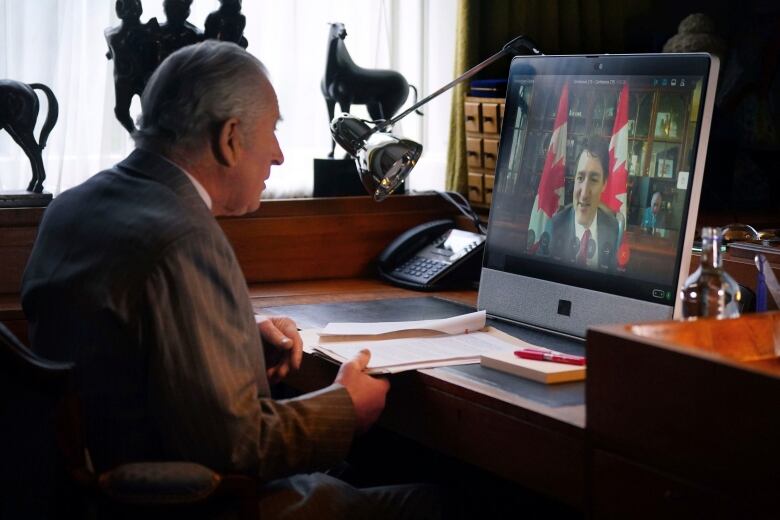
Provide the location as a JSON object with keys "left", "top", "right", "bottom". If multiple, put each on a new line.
{"left": 142, "top": 229, "right": 355, "bottom": 481}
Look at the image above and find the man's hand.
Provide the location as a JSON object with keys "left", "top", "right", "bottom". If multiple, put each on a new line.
{"left": 257, "top": 316, "right": 303, "bottom": 384}
{"left": 335, "top": 349, "right": 390, "bottom": 434}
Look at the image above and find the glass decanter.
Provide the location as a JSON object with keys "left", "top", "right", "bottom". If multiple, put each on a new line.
{"left": 679, "top": 227, "right": 741, "bottom": 319}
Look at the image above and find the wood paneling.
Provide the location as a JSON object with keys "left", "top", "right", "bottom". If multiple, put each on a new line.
{"left": 248, "top": 278, "right": 477, "bottom": 309}
{"left": 219, "top": 195, "right": 458, "bottom": 283}
{"left": 0, "top": 196, "right": 461, "bottom": 326}
{"left": 0, "top": 208, "right": 44, "bottom": 294}
{"left": 587, "top": 317, "right": 780, "bottom": 515}
{"left": 590, "top": 449, "right": 737, "bottom": 518}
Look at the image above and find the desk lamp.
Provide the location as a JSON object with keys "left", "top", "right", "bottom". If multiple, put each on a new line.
{"left": 330, "top": 35, "right": 542, "bottom": 202}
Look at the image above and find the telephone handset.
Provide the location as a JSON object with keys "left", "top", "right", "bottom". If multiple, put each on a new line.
{"left": 377, "top": 219, "right": 486, "bottom": 290}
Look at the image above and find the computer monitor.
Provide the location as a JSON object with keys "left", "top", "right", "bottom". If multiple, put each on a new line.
{"left": 478, "top": 53, "right": 719, "bottom": 338}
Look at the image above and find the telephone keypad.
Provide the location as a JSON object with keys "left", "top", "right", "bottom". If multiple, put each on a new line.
{"left": 393, "top": 256, "right": 449, "bottom": 284}
{"left": 383, "top": 228, "right": 485, "bottom": 288}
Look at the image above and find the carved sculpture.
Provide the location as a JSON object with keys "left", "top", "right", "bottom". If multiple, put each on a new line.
{"left": 105, "top": 0, "right": 159, "bottom": 133}
{"left": 204, "top": 0, "right": 248, "bottom": 49}
{"left": 158, "top": 0, "right": 202, "bottom": 64}
{"left": 0, "top": 80, "right": 58, "bottom": 193}
{"left": 321, "top": 22, "right": 415, "bottom": 158}
{"left": 106, "top": 0, "right": 256, "bottom": 133}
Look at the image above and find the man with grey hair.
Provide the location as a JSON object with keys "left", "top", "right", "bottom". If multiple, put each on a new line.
{"left": 641, "top": 191, "right": 665, "bottom": 233}
{"left": 22, "top": 41, "right": 440, "bottom": 518}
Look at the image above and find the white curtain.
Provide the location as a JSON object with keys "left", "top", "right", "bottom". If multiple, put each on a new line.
{"left": 0, "top": 0, "right": 456, "bottom": 197}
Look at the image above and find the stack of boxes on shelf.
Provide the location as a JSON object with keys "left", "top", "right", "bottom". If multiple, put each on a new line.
{"left": 464, "top": 95, "right": 505, "bottom": 207}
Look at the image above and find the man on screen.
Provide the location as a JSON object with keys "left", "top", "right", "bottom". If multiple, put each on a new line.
{"left": 641, "top": 191, "right": 666, "bottom": 232}
{"left": 550, "top": 136, "right": 619, "bottom": 269}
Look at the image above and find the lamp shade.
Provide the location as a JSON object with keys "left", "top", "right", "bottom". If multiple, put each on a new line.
{"left": 331, "top": 113, "right": 422, "bottom": 201}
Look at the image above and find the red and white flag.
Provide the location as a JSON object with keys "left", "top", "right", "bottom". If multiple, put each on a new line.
{"left": 602, "top": 83, "right": 629, "bottom": 227}
{"left": 603, "top": 83, "right": 630, "bottom": 267}
{"left": 528, "top": 83, "right": 568, "bottom": 254}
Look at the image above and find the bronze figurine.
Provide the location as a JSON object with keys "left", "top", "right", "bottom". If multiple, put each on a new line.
{"left": 158, "top": 0, "right": 202, "bottom": 63}
{"left": 204, "top": 0, "right": 248, "bottom": 48}
{"left": 106, "top": 0, "right": 255, "bottom": 133}
{"left": 0, "top": 80, "right": 58, "bottom": 193}
{"left": 105, "top": 0, "right": 159, "bottom": 133}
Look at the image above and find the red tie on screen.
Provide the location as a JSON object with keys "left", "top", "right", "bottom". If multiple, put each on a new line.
{"left": 577, "top": 228, "right": 591, "bottom": 264}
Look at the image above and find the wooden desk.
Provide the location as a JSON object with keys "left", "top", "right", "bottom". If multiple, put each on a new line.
{"left": 246, "top": 276, "right": 780, "bottom": 515}
{"left": 4, "top": 196, "right": 778, "bottom": 514}
{"left": 248, "top": 278, "right": 587, "bottom": 509}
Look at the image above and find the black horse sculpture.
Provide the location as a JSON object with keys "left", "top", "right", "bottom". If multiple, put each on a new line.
{"left": 321, "top": 22, "right": 416, "bottom": 158}
{"left": 0, "top": 80, "right": 58, "bottom": 193}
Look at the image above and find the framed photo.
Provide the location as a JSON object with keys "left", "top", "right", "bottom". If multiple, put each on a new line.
{"left": 677, "top": 170, "right": 689, "bottom": 189}
{"left": 657, "top": 158, "right": 674, "bottom": 178}
{"left": 655, "top": 112, "right": 670, "bottom": 137}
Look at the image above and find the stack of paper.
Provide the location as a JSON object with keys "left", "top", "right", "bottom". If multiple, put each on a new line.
{"left": 302, "top": 310, "right": 532, "bottom": 374}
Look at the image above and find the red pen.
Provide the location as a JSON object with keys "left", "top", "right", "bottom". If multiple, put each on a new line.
{"left": 514, "top": 348, "right": 586, "bottom": 366}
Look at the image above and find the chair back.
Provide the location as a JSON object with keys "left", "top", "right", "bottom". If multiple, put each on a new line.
{"left": 0, "top": 323, "right": 257, "bottom": 519}
{"left": 0, "top": 322, "right": 87, "bottom": 518}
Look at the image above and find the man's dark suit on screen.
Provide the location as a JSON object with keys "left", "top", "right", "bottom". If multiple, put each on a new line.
{"left": 549, "top": 205, "right": 619, "bottom": 270}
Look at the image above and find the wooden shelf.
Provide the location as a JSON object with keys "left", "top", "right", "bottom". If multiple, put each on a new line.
{"left": 464, "top": 96, "right": 504, "bottom": 207}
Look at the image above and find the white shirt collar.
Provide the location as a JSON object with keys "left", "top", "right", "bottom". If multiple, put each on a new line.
{"left": 158, "top": 154, "right": 212, "bottom": 210}
{"left": 181, "top": 169, "right": 213, "bottom": 211}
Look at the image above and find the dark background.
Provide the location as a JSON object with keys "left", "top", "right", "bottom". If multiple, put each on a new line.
{"left": 466, "top": 0, "right": 780, "bottom": 218}
{"left": 626, "top": 0, "right": 779, "bottom": 215}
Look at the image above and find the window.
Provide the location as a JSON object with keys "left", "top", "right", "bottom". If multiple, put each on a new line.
{"left": 0, "top": 0, "right": 456, "bottom": 197}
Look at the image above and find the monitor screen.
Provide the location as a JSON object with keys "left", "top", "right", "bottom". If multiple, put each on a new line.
{"left": 478, "top": 54, "right": 719, "bottom": 337}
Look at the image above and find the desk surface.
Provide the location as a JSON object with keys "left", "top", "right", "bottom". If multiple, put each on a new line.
{"left": 259, "top": 295, "right": 585, "bottom": 429}
{"left": 1, "top": 276, "right": 586, "bottom": 507}
{"left": 249, "top": 278, "right": 587, "bottom": 508}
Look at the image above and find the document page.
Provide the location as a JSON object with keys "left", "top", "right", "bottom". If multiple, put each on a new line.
{"left": 319, "top": 310, "right": 486, "bottom": 336}
{"left": 302, "top": 327, "right": 531, "bottom": 374}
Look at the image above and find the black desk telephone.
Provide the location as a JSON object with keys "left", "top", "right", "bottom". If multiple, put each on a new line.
{"left": 377, "top": 219, "right": 486, "bottom": 290}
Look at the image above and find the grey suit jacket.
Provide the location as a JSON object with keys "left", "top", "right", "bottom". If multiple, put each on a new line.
{"left": 549, "top": 205, "right": 619, "bottom": 269}
{"left": 22, "top": 149, "right": 355, "bottom": 480}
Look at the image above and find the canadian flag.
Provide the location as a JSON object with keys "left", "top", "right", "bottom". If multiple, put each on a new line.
{"left": 603, "top": 83, "right": 629, "bottom": 225}
{"left": 602, "top": 83, "right": 630, "bottom": 267}
{"left": 527, "top": 83, "right": 568, "bottom": 254}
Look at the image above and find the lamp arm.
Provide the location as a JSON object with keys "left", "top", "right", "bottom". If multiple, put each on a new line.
{"left": 377, "top": 35, "right": 542, "bottom": 132}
